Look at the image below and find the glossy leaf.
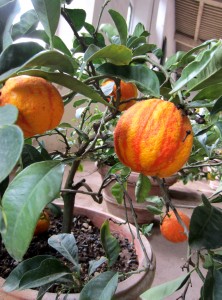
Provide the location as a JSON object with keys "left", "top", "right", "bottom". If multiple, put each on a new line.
{"left": 97, "top": 63, "right": 160, "bottom": 96}
{"left": 171, "top": 41, "right": 221, "bottom": 94}
{"left": 211, "top": 96, "right": 222, "bottom": 115}
{"left": 21, "top": 144, "right": 45, "bottom": 168}
{"left": 3, "top": 255, "right": 53, "bottom": 292}
{"left": 109, "top": 9, "right": 127, "bottom": 45}
{"left": 100, "top": 220, "right": 120, "bottom": 267}
{"left": 84, "top": 44, "right": 132, "bottom": 65}
{"left": 0, "top": 125, "right": 23, "bottom": 183}
{"left": 133, "top": 43, "right": 156, "bottom": 56}
{"left": 201, "top": 268, "right": 222, "bottom": 300}
{"left": 146, "top": 205, "right": 163, "bottom": 215}
{"left": 0, "top": 104, "right": 18, "bottom": 125}
{"left": 31, "top": 0, "right": 60, "bottom": 42}
{"left": 18, "top": 258, "right": 72, "bottom": 289}
{"left": 0, "top": 42, "right": 44, "bottom": 77}
{"left": 11, "top": 9, "right": 39, "bottom": 40}
{"left": 48, "top": 233, "right": 79, "bottom": 271}
{"left": 187, "top": 43, "right": 222, "bottom": 92}
{"left": 135, "top": 174, "right": 151, "bottom": 203}
{"left": 192, "top": 83, "right": 222, "bottom": 101}
{"left": 88, "top": 257, "right": 107, "bottom": 276}
{"left": 132, "top": 22, "right": 149, "bottom": 37}
{"left": 17, "top": 69, "right": 111, "bottom": 107}
{"left": 189, "top": 196, "right": 222, "bottom": 250}
{"left": 64, "top": 8, "right": 86, "bottom": 31}
{"left": 100, "top": 23, "right": 118, "bottom": 43}
{"left": 111, "top": 182, "right": 124, "bottom": 204}
{"left": 0, "top": 208, "right": 7, "bottom": 233}
{"left": 79, "top": 271, "right": 118, "bottom": 300}
{"left": 187, "top": 100, "right": 215, "bottom": 108}
{"left": 1, "top": 161, "right": 65, "bottom": 261}
{"left": 140, "top": 274, "right": 190, "bottom": 300}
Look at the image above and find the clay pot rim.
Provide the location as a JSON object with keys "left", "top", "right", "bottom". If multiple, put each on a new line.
{"left": 0, "top": 204, "right": 155, "bottom": 300}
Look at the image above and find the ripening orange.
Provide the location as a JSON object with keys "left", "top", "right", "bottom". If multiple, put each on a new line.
{"left": 34, "top": 211, "right": 50, "bottom": 236}
{"left": 0, "top": 75, "right": 64, "bottom": 138}
{"left": 160, "top": 210, "right": 190, "bottom": 243}
{"left": 114, "top": 99, "right": 193, "bottom": 178}
{"left": 101, "top": 79, "right": 138, "bottom": 111}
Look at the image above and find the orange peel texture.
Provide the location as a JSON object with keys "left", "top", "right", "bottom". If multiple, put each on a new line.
{"left": 114, "top": 99, "right": 193, "bottom": 178}
{"left": 160, "top": 210, "right": 190, "bottom": 243}
{"left": 101, "top": 79, "right": 138, "bottom": 111}
{"left": 0, "top": 75, "right": 64, "bottom": 138}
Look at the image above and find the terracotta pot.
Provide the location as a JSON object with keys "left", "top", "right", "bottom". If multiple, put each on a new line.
{"left": 0, "top": 205, "right": 155, "bottom": 300}
{"left": 97, "top": 164, "right": 178, "bottom": 224}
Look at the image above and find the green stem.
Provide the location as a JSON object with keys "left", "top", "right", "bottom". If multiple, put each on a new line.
{"left": 62, "top": 158, "right": 81, "bottom": 233}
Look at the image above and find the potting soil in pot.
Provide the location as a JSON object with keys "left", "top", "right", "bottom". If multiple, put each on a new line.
{"left": 0, "top": 213, "right": 139, "bottom": 293}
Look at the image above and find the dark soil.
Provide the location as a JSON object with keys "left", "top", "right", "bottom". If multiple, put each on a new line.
{"left": 0, "top": 213, "right": 139, "bottom": 293}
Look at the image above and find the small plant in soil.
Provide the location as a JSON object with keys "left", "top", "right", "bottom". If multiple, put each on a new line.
{"left": 1, "top": 0, "right": 222, "bottom": 300}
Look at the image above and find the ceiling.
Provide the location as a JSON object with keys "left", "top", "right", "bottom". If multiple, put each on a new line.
{"left": 175, "top": 0, "right": 222, "bottom": 51}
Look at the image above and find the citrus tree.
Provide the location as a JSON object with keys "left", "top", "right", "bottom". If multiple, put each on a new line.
{"left": 0, "top": 0, "right": 222, "bottom": 299}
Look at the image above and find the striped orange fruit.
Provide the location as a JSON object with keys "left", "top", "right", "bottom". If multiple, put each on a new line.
{"left": 101, "top": 79, "right": 138, "bottom": 111}
{"left": 114, "top": 99, "right": 193, "bottom": 178}
{"left": 160, "top": 210, "right": 190, "bottom": 243}
{"left": 0, "top": 75, "right": 64, "bottom": 138}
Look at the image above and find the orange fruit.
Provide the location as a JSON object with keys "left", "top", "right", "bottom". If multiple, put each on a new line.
{"left": 101, "top": 79, "right": 138, "bottom": 111}
{"left": 0, "top": 75, "right": 64, "bottom": 138}
{"left": 160, "top": 210, "right": 190, "bottom": 243}
{"left": 34, "top": 211, "right": 50, "bottom": 235}
{"left": 114, "top": 99, "right": 193, "bottom": 178}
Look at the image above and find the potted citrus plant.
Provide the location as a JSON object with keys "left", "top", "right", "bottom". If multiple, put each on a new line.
{"left": 0, "top": 0, "right": 222, "bottom": 300}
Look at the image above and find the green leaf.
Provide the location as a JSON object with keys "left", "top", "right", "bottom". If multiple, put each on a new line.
{"left": 1, "top": 161, "right": 65, "bottom": 261}
{"left": 79, "top": 271, "right": 118, "bottom": 300}
{"left": 171, "top": 41, "right": 222, "bottom": 94}
{"left": 211, "top": 96, "right": 222, "bottom": 115}
{"left": 215, "top": 121, "right": 222, "bottom": 137}
{"left": 100, "top": 220, "right": 120, "bottom": 267}
{"left": 0, "top": 208, "right": 7, "bottom": 233}
{"left": 111, "top": 182, "right": 124, "bottom": 204}
{"left": 133, "top": 43, "right": 156, "bottom": 56}
{"left": 0, "top": 42, "right": 44, "bottom": 77}
{"left": 88, "top": 257, "right": 107, "bottom": 276}
{"left": 201, "top": 268, "right": 222, "bottom": 300}
{"left": 97, "top": 63, "right": 160, "bottom": 96}
{"left": 135, "top": 174, "right": 151, "bottom": 203}
{"left": 0, "top": 125, "right": 23, "bottom": 183}
{"left": 0, "top": 104, "right": 18, "bottom": 125}
{"left": 31, "top": 0, "right": 60, "bottom": 42}
{"left": 192, "top": 83, "right": 222, "bottom": 101}
{"left": 0, "top": 49, "right": 76, "bottom": 82}
{"left": 187, "top": 43, "right": 222, "bottom": 92}
{"left": 140, "top": 274, "right": 190, "bottom": 300}
{"left": 108, "top": 9, "right": 127, "bottom": 45}
{"left": 132, "top": 22, "right": 148, "bottom": 37}
{"left": 146, "top": 205, "right": 163, "bottom": 215}
{"left": 18, "top": 258, "right": 72, "bottom": 289}
{"left": 84, "top": 44, "right": 132, "bottom": 65}
{"left": 100, "top": 23, "right": 118, "bottom": 43}
{"left": 17, "top": 69, "right": 112, "bottom": 107}
{"left": 189, "top": 197, "right": 222, "bottom": 250}
{"left": 187, "top": 100, "right": 215, "bottom": 109}
{"left": 21, "top": 144, "right": 45, "bottom": 168}
{"left": 64, "top": 8, "right": 86, "bottom": 31}
{"left": 11, "top": 9, "right": 39, "bottom": 40}
{"left": 48, "top": 233, "right": 79, "bottom": 271}
{"left": 3, "top": 255, "right": 52, "bottom": 292}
